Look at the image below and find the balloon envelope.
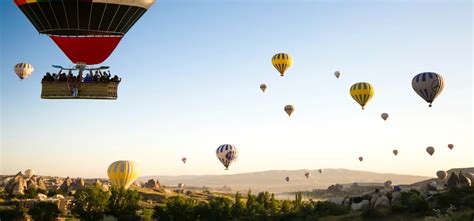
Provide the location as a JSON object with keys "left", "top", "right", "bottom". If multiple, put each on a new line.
{"left": 358, "top": 157, "right": 363, "bottom": 162}
{"left": 216, "top": 144, "right": 238, "bottom": 170}
{"left": 334, "top": 71, "right": 341, "bottom": 79}
{"left": 182, "top": 157, "right": 187, "bottom": 164}
{"left": 24, "top": 169, "right": 35, "bottom": 178}
{"left": 412, "top": 72, "right": 444, "bottom": 107}
{"left": 393, "top": 149, "right": 398, "bottom": 156}
{"left": 107, "top": 161, "right": 140, "bottom": 189}
{"left": 318, "top": 169, "right": 323, "bottom": 174}
{"left": 384, "top": 180, "right": 392, "bottom": 188}
{"left": 272, "top": 53, "right": 292, "bottom": 77}
{"left": 381, "top": 113, "right": 389, "bottom": 121}
{"left": 285, "top": 176, "right": 290, "bottom": 182}
{"left": 436, "top": 170, "right": 448, "bottom": 180}
{"left": 14, "top": 0, "right": 155, "bottom": 65}
{"left": 260, "top": 84, "right": 267, "bottom": 92}
{"left": 284, "top": 105, "right": 294, "bottom": 117}
{"left": 426, "top": 146, "right": 435, "bottom": 156}
{"left": 304, "top": 172, "right": 310, "bottom": 179}
{"left": 14, "top": 63, "right": 34, "bottom": 80}
{"left": 448, "top": 144, "right": 454, "bottom": 150}
{"left": 350, "top": 82, "right": 374, "bottom": 110}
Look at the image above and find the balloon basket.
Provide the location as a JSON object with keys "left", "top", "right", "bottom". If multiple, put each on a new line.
{"left": 41, "top": 81, "right": 119, "bottom": 100}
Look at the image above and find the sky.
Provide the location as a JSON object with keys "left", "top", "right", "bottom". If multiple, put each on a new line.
{"left": 1, "top": 0, "right": 472, "bottom": 178}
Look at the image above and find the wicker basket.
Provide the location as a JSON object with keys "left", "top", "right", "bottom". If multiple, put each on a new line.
{"left": 41, "top": 81, "right": 119, "bottom": 100}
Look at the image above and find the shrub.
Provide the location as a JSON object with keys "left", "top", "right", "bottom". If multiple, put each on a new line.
{"left": 361, "top": 207, "right": 390, "bottom": 219}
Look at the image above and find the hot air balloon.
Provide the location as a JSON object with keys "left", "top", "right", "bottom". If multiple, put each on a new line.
{"left": 14, "top": 63, "right": 34, "bottom": 80}
{"left": 334, "top": 71, "right": 341, "bottom": 79}
{"left": 448, "top": 144, "right": 454, "bottom": 150}
{"left": 350, "top": 82, "right": 374, "bottom": 110}
{"left": 216, "top": 144, "right": 238, "bottom": 170}
{"left": 412, "top": 72, "right": 444, "bottom": 107}
{"left": 304, "top": 172, "right": 311, "bottom": 179}
{"left": 381, "top": 113, "right": 389, "bottom": 121}
{"left": 24, "top": 169, "right": 35, "bottom": 179}
{"left": 260, "top": 84, "right": 267, "bottom": 92}
{"left": 182, "top": 157, "right": 187, "bottom": 164}
{"left": 393, "top": 149, "right": 398, "bottom": 156}
{"left": 272, "top": 53, "right": 292, "bottom": 77}
{"left": 384, "top": 180, "right": 392, "bottom": 188}
{"left": 436, "top": 170, "right": 448, "bottom": 180}
{"left": 107, "top": 161, "right": 140, "bottom": 189}
{"left": 358, "top": 157, "right": 364, "bottom": 162}
{"left": 285, "top": 176, "right": 290, "bottom": 182}
{"left": 15, "top": 0, "right": 155, "bottom": 66}
{"left": 284, "top": 105, "right": 294, "bottom": 117}
{"left": 318, "top": 169, "right": 323, "bottom": 174}
{"left": 426, "top": 146, "right": 435, "bottom": 156}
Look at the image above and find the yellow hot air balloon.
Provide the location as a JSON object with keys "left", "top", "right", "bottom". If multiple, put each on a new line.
{"left": 14, "top": 63, "right": 34, "bottom": 80}
{"left": 272, "top": 53, "right": 292, "bottom": 77}
{"left": 350, "top": 82, "right": 374, "bottom": 110}
{"left": 107, "top": 161, "right": 140, "bottom": 189}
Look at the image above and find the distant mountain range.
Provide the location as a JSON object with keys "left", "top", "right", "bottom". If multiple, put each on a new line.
{"left": 140, "top": 169, "right": 431, "bottom": 192}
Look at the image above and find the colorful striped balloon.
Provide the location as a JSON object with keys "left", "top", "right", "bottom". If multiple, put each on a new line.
{"left": 14, "top": 63, "right": 34, "bottom": 80}
{"left": 350, "top": 82, "right": 374, "bottom": 110}
{"left": 412, "top": 72, "right": 444, "bottom": 107}
{"left": 271, "top": 53, "right": 292, "bottom": 77}
{"left": 107, "top": 160, "right": 140, "bottom": 189}
{"left": 216, "top": 144, "right": 238, "bottom": 170}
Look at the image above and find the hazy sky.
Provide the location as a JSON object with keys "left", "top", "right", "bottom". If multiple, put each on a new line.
{"left": 1, "top": 0, "right": 472, "bottom": 178}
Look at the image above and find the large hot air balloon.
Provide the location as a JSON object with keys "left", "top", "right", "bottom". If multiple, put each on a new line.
{"left": 14, "top": 63, "right": 34, "bottom": 80}
{"left": 350, "top": 82, "right": 374, "bottom": 110}
{"left": 182, "top": 157, "right": 187, "bottom": 164}
{"left": 304, "top": 172, "right": 311, "bottom": 179}
{"left": 358, "top": 157, "right": 364, "bottom": 162}
{"left": 334, "top": 71, "right": 341, "bottom": 79}
{"left": 272, "top": 53, "right": 292, "bottom": 77}
{"left": 285, "top": 176, "right": 290, "bottom": 182}
{"left": 384, "top": 180, "right": 392, "bottom": 188}
{"left": 426, "top": 146, "right": 435, "bottom": 156}
{"left": 412, "top": 72, "right": 444, "bottom": 107}
{"left": 393, "top": 149, "right": 398, "bottom": 156}
{"left": 318, "top": 169, "right": 323, "bottom": 174}
{"left": 381, "top": 113, "right": 389, "bottom": 121}
{"left": 24, "top": 169, "right": 35, "bottom": 179}
{"left": 107, "top": 161, "right": 140, "bottom": 189}
{"left": 284, "top": 105, "right": 294, "bottom": 117}
{"left": 448, "top": 144, "right": 454, "bottom": 150}
{"left": 216, "top": 144, "right": 238, "bottom": 170}
{"left": 15, "top": 0, "right": 155, "bottom": 65}
{"left": 436, "top": 170, "right": 448, "bottom": 180}
{"left": 260, "top": 84, "right": 267, "bottom": 92}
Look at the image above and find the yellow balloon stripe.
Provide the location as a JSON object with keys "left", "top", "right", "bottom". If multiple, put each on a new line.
{"left": 107, "top": 161, "right": 139, "bottom": 189}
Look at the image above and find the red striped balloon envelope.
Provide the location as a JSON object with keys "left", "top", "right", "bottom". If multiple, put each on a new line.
{"left": 14, "top": 0, "right": 155, "bottom": 65}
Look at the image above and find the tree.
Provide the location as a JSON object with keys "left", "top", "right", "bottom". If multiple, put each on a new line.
{"left": 28, "top": 202, "right": 60, "bottom": 221}
{"left": 231, "top": 191, "right": 246, "bottom": 218}
{"left": 108, "top": 187, "right": 141, "bottom": 221}
{"left": 0, "top": 209, "right": 26, "bottom": 220}
{"left": 72, "top": 184, "right": 110, "bottom": 221}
